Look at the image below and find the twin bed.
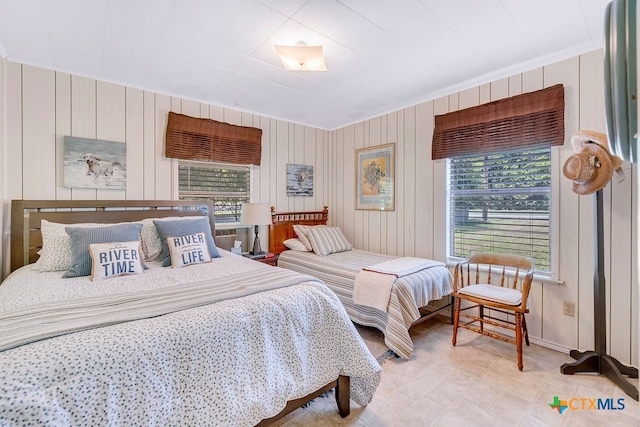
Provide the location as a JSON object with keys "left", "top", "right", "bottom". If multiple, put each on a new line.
{"left": 269, "top": 207, "right": 454, "bottom": 360}
{"left": 1, "top": 200, "right": 381, "bottom": 426}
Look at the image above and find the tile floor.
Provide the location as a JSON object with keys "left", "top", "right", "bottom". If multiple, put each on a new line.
{"left": 273, "top": 316, "right": 640, "bottom": 426}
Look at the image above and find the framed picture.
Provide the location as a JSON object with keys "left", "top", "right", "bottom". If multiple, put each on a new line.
{"left": 64, "top": 136, "right": 126, "bottom": 189}
{"left": 356, "top": 143, "right": 395, "bottom": 210}
{"left": 287, "top": 164, "right": 314, "bottom": 196}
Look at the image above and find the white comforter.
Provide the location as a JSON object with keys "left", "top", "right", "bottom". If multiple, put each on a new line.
{"left": 0, "top": 251, "right": 381, "bottom": 426}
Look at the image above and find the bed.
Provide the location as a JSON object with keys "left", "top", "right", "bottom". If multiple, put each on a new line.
{"left": 1, "top": 199, "right": 381, "bottom": 426}
{"left": 269, "top": 207, "right": 454, "bottom": 360}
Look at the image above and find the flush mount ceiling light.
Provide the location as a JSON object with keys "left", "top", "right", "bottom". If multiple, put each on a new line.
{"left": 274, "top": 42, "right": 327, "bottom": 71}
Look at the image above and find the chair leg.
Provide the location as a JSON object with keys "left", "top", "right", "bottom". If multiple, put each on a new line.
{"left": 522, "top": 314, "right": 530, "bottom": 346}
{"left": 516, "top": 313, "right": 523, "bottom": 371}
{"left": 479, "top": 305, "right": 484, "bottom": 333}
{"left": 452, "top": 298, "right": 461, "bottom": 346}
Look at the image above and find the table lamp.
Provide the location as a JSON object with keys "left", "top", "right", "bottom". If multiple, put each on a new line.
{"left": 240, "top": 202, "right": 272, "bottom": 255}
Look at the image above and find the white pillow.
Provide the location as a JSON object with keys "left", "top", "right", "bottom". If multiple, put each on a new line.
{"left": 306, "top": 226, "right": 352, "bottom": 256}
{"left": 89, "top": 241, "right": 145, "bottom": 281}
{"left": 167, "top": 232, "right": 212, "bottom": 268}
{"left": 292, "top": 224, "right": 313, "bottom": 251}
{"left": 283, "top": 238, "right": 310, "bottom": 252}
{"left": 34, "top": 220, "right": 137, "bottom": 272}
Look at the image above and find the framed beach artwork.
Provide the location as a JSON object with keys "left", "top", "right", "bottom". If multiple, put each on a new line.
{"left": 64, "top": 136, "right": 126, "bottom": 190}
{"left": 356, "top": 143, "right": 395, "bottom": 210}
{"left": 287, "top": 164, "right": 314, "bottom": 196}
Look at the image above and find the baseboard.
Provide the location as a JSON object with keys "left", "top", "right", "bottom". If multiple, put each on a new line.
{"left": 451, "top": 319, "right": 573, "bottom": 355}
{"left": 449, "top": 314, "right": 638, "bottom": 368}
{"left": 527, "top": 336, "right": 573, "bottom": 354}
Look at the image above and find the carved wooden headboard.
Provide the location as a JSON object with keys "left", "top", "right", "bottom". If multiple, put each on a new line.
{"left": 268, "top": 206, "right": 328, "bottom": 255}
{"left": 10, "top": 199, "right": 215, "bottom": 272}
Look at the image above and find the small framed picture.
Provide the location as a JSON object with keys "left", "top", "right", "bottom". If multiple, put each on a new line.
{"left": 356, "top": 143, "right": 395, "bottom": 210}
{"left": 287, "top": 164, "right": 314, "bottom": 197}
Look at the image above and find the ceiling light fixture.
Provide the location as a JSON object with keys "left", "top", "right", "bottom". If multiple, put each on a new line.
{"left": 274, "top": 41, "right": 327, "bottom": 71}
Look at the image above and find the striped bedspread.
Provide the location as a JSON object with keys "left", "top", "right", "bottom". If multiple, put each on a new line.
{"left": 278, "top": 249, "right": 453, "bottom": 359}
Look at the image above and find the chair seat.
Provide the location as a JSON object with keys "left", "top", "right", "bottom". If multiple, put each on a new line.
{"left": 457, "top": 284, "right": 522, "bottom": 306}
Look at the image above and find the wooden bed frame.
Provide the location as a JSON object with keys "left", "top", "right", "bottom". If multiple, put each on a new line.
{"left": 268, "top": 206, "right": 453, "bottom": 328}
{"left": 9, "top": 199, "right": 350, "bottom": 424}
{"left": 10, "top": 199, "right": 217, "bottom": 273}
{"left": 269, "top": 206, "right": 329, "bottom": 255}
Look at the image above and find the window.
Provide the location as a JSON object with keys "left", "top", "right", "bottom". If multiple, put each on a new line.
{"left": 178, "top": 161, "right": 250, "bottom": 224}
{"left": 447, "top": 147, "right": 551, "bottom": 272}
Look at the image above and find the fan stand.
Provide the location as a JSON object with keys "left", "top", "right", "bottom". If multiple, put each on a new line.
{"left": 560, "top": 189, "right": 638, "bottom": 401}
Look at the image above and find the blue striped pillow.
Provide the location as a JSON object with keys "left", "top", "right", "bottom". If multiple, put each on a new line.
{"left": 153, "top": 217, "right": 220, "bottom": 267}
{"left": 63, "top": 223, "right": 144, "bottom": 278}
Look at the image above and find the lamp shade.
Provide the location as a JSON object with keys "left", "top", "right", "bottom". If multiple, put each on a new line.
{"left": 240, "top": 203, "right": 272, "bottom": 225}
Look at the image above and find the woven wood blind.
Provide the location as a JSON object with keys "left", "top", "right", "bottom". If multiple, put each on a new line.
{"left": 165, "top": 112, "right": 263, "bottom": 165}
{"left": 432, "top": 84, "right": 564, "bottom": 160}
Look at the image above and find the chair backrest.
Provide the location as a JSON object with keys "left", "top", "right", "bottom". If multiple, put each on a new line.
{"left": 454, "top": 251, "right": 535, "bottom": 306}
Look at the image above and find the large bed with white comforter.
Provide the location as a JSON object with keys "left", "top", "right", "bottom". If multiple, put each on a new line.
{"left": 0, "top": 200, "right": 381, "bottom": 426}
{"left": 269, "top": 208, "right": 454, "bottom": 360}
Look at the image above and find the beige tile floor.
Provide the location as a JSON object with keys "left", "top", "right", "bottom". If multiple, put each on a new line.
{"left": 273, "top": 316, "right": 640, "bottom": 426}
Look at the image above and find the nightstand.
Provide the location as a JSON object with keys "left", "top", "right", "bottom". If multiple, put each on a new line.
{"left": 243, "top": 254, "right": 279, "bottom": 266}
{"left": 255, "top": 255, "right": 278, "bottom": 266}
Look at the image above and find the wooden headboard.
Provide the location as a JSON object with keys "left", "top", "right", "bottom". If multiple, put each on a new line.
{"left": 10, "top": 199, "right": 215, "bottom": 272}
{"left": 268, "top": 206, "right": 328, "bottom": 255}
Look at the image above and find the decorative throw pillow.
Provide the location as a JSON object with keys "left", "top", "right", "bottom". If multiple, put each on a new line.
{"left": 292, "top": 224, "right": 313, "bottom": 251}
{"left": 283, "top": 238, "right": 310, "bottom": 252}
{"left": 140, "top": 216, "right": 204, "bottom": 262}
{"left": 63, "top": 223, "right": 145, "bottom": 278}
{"left": 306, "top": 226, "right": 352, "bottom": 256}
{"left": 167, "top": 232, "right": 212, "bottom": 268}
{"left": 153, "top": 217, "right": 220, "bottom": 267}
{"left": 89, "top": 241, "right": 145, "bottom": 281}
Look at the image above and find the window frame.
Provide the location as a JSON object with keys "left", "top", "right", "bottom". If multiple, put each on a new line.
{"left": 445, "top": 146, "right": 559, "bottom": 279}
{"left": 177, "top": 160, "right": 253, "bottom": 227}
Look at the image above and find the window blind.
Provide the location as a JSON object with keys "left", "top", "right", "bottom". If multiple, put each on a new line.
{"left": 432, "top": 84, "right": 564, "bottom": 160}
{"left": 448, "top": 147, "right": 551, "bottom": 271}
{"left": 166, "top": 112, "right": 262, "bottom": 166}
{"left": 179, "top": 161, "right": 250, "bottom": 224}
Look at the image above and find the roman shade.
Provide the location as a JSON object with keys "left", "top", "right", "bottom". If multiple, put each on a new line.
{"left": 432, "top": 84, "right": 565, "bottom": 160}
{"left": 165, "top": 112, "right": 263, "bottom": 165}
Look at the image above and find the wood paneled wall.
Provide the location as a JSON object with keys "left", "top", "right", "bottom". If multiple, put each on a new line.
{"left": 0, "top": 50, "right": 637, "bottom": 366}
{"left": 0, "top": 60, "right": 329, "bottom": 278}
{"left": 329, "top": 49, "right": 638, "bottom": 366}
{"left": 0, "top": 57, "right": 5, "bottom": 271}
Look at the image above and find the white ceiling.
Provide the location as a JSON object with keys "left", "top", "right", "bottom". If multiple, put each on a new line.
{"left": 0, "top": 0, "right": 611, "bottom": 130}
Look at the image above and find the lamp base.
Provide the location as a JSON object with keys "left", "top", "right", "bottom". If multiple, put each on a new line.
{"left": 249, "top": 225, "right": 265, "bottom": 255}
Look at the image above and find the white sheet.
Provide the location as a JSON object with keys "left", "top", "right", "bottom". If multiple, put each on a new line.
{"left": 353, "top": 258, "right": 447, "bottom": 311}
{"left": 0, "top": 250, "right": 381, "bottom": 426}
{"left": 353, "top": 269, "right": 396, "bottom": 312}
{"left": 363, "top": 257, "right": 446, "bottom": 277}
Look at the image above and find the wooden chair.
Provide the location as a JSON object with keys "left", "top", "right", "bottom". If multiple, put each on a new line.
{"left": 451, "top": 252, "right": 534, "bottom": 371}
